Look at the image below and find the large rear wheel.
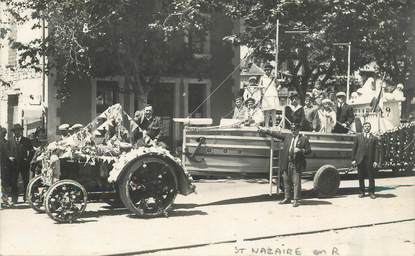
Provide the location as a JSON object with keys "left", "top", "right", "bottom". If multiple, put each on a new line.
{"left": 119, "top": 155, "right": 178, "bottom": 217}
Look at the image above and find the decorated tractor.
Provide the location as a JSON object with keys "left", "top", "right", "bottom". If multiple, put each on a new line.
{"left": 26, "top": 104, "right": 194, "bottom": 223}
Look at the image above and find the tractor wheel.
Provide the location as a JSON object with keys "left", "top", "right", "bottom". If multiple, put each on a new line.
{"left": 119, "top": 155, "right": 178, "bottom": 217}
{"left": 44, "top": 180, "right": 87, "bottom": 223}
{"left": 313, "top": 165, "right": 340, "bottom": 197}
{"left": 26, "top": 175, "right": 49, "bottom": 213}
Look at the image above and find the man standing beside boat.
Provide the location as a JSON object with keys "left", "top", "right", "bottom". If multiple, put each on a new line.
{"left": 352, "top": 122, "right": 379, "bottom": 199}
{"left": 258, "top": 123, "right": 311, "bottom": 207}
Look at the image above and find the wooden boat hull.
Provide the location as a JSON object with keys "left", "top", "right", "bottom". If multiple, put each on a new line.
{"left": 183, "top": 127, "right": 355, "bottom": 177}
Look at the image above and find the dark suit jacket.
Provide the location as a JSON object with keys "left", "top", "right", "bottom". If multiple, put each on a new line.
{"left": 284, "top": 105, "right": 306, "bottom": 130}
{"left": 267, "top": 131, "right": 312, "bottom": 173}
{"left": 352, "top": 133, "right": 378, "bottom": 165}
{"left": 9, "top": 136, "right": 34, "bottom": 167}
{"left": 336, "top": 103, "right": 355, "bottom": 125}
{"left": 0, "top": 138, "right": 10, "bottom": 169}
{"left": 132, "top": 113, "right": 162, "bottom": 144}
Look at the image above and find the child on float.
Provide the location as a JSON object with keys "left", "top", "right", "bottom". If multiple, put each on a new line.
{"left": 259, "top": 63, "right": 281, "bottom": 127}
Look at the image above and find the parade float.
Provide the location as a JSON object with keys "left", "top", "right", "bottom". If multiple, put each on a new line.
{"left": 180, "top": 82, "right": 414, "bottom": 197}
{"left": 27, "top": 104, "right": 194, "bottom": 223}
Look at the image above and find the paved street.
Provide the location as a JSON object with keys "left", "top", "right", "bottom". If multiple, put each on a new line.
{"left": 0, "top": 172, "right": 414, "bottom": 256}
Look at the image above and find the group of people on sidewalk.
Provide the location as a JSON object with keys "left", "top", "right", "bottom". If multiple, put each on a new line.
{"left": 0, "top": 124, "right": 34, "bottom": 207}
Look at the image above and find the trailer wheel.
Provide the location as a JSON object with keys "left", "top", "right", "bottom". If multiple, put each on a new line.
{"left": 44, "top": 180, "right": 87, "bottom": 223}
{"left": 313, "top": 165, "right": 340, "bottom": 197}
{"left": 119, "top": 155, "right": 178, "bottom": 217}
{"left": 26, "top": 175, "right": 49, "bottom": 213}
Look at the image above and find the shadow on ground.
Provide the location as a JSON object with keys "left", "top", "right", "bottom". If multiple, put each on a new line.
{"left": 174, "top": 191, "right": 332, "bottom": 209}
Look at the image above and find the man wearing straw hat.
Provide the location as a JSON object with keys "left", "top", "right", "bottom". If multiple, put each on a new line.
{"left": 333, "top": 91, "right": 354, "bottom": 133}
{"left": 9, "top": 124, "right": 34, "bottom": 203}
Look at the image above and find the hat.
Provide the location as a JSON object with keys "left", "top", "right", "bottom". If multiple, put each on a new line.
{"left": 71, "top": 123, "right": 83, "bottom": 130}
{"left": 305, "top": 92, "right": 313, "bottom": 99}
{"left": 12, "top": 124, "right": 23, "bottom": 131}
{"left": 245, "top": 98, "right": 256, "bottom": 104}
{"left": 322, "top": 98, "right": 333, "bottom": 105}
{"left": 288, "top": 91, "right": 299, "bottom": 99}
{"left": 336, "top": 92, "right": 347, "bottom": 98}
{"left": 58, "top": 123, "right": 70, "bottom": 131}
{"left": 281, "top": 70, "right": 293, "bottom": 77}
{"left": 264, "top": 63, "right": 273, "bottom": 70}
{"left": 290, "top": 123, "right": 300, "bottom": 130}
{"left": 248, "top": 76, "right": 257, "bottom": 82}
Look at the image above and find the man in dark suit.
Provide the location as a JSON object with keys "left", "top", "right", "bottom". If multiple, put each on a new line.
{"left": 352, "top": 122, "right": 379, "bottom": 199}
{"left": 132, "top": 105, "right": 165, "bottom": 147}
{"left": 333, "top": 92, "right": 355, "bottom": 133}
{"left": 259, "top": 123, "right": 312, "bottom": 207}
{"left": 0, "top": 126, "right": 12, "bottom": 206}
{"left": 9, "top": 124, "right": 34, "bottom": 203}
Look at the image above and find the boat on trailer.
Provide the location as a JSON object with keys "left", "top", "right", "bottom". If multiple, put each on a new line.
{"left": 181, "top": 124, "right": 354, "bottom": 197}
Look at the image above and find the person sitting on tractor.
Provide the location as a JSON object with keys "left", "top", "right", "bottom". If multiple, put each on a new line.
{"left": 132, "top": 105, "right": 166, "bottom": 148}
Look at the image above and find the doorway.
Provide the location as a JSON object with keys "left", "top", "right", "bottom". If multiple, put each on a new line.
{"left": 147, "top": 83, "right": 175, "bottom": 148}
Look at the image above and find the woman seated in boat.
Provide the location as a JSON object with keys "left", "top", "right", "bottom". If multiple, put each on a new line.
{"left": 316, "top": 98, "right": 336, "bottom": 133}
{"left": 232, "top": 96, "right": 247, "bottom": 120}
{"left": 243, "top": 76, "right": 262, "bottom": 108}
{"left": 243, "top": 98, "right": 264, "bottom": 127}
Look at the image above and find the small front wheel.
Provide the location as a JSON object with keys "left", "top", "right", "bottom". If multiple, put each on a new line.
{"left": 44, "top": 180, "right": 87, "bottom": 223}
{"left": 26, "top": 175, "right": 49, "bottom": 213}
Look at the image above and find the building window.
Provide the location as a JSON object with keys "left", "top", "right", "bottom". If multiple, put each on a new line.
{"left": 184, "top": 15, "right": 211, "bottom": 58}
{"left": 188, "top": 83, "right": 208, "bottom": 118}
{"left": 96, "top": 80, "right": 118, "bottom": 114}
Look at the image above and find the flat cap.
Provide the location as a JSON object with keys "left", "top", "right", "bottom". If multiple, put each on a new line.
{"left": 288, "top": 91, "right": 299, "bottom": 98}
{"left": 248, "top": 76, "right": 257, "bottom": 82}
{"left": 58, "top": 124, "right": 70, "bottom": 131}
{"left": 71, "top": 123, "right": 84, "bottom": 130}
{"left": 336, "top": 92, "right": 347, "bottom": 98}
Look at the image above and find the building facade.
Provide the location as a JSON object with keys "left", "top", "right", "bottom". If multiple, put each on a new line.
{"left": 47, "top": 13, "right": 241, "bottom": 150}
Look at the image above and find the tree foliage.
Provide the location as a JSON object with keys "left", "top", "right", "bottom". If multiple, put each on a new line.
{"left": 2, "top": 0, "right": 414, "bottom": 105}
{"left": 206, "top": 0, "right": 413, "bottom": 98}
{"left": 1, "top": 0, "right": 213, "bottom": 106}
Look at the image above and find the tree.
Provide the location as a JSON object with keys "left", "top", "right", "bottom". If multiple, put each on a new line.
{"left": 191, "top": 0, "right": 414, "bottom": 102}
{"left": 1, "top": 0, "right": 213, "bottom": 108}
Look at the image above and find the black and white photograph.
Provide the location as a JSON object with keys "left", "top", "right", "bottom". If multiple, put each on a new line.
{"left": 0, "top": 0, "right": 414, "bottom": 255}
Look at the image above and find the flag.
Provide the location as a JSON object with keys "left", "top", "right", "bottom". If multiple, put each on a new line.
{"left": 371, "top": 82, "right": 384, "bottom": 112}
